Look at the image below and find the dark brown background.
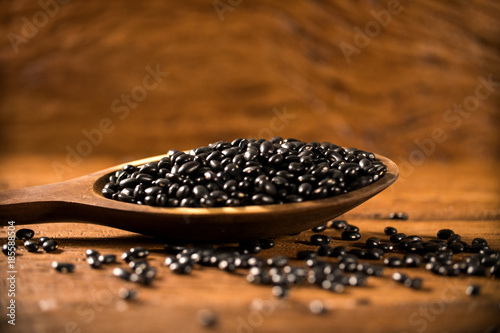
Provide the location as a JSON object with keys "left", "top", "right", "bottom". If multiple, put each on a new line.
{"left": 0, "top": 1, "right": 499, "bottom": 333}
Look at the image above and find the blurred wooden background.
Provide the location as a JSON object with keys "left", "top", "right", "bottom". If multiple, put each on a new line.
{"left": 0, "top": 2, "right": 499, "bottom": 333}
{"left": 0, "top": 0, "right": 498, "bottom": 176}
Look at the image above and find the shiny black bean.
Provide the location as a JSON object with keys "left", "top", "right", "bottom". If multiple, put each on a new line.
{"left": 312, "top": 223, "right": 327, "bottom": 233}
{"left": 87, "top": 256, "right": 101, "bottom": 268}
{"left": 259, "top": 239, "right": 275, "bottom": 249}
{"left": 437, "top": 229, "right": 454, "bottom": 240}
{"left": 404, "top": 254, "right": 422, "bottom": 267}
{"left": 366, "top": 237, "right": 380, "bottom": 249}
{"left": 2, "top": 244, "right": 17, "bottom": 255}
{"left": 16, "top": 228, "right": 35, "bottom": 240}
{"left": 330, "top": 220, "right": 348, "bottom": 230}
{"left": 384, "top": 226, "right": 397, "bottom": 236}
{"left": 42, "top": 240, "right": 58, "bottom": 252}
{"left": 24, "top": 240, "right": 39, "bottom": 252}
{"left": 390, "top": 233, "right": 407, "bottom": 244}
{"left": 341, "top": 230, "right": 361, "bottom": 241}
{"left": 378, "top": 243, "right": 394, "bottom": 252}
{"left": 310, "top": 234, "right": 330, "bottom": 245}
{"left": 384, "top": 256, "right": 403, "bottom": 267}
{"left": 98, "top": 254, "right": 116, "bottom": 264}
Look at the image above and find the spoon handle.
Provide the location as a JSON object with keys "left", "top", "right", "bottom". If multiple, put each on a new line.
{"left": 0, "top": 180, "right": 88, "bottom": 224}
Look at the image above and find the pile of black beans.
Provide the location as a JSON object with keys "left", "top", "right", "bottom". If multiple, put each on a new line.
{"left": 102, "top": 138, "right": 387, "bottom": 207}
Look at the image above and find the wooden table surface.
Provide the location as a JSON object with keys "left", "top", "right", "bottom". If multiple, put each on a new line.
{"left": 0, "top": 155, "right": 499, "bottom": 333}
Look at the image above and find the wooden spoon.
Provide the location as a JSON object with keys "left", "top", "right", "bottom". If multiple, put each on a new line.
{"left": 0, "top": 154, "right": 398, "bottom": 242}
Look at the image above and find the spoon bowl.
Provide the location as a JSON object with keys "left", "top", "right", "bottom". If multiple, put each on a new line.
{"left": 0, "top": 154, "right": 398, "bottom": 242}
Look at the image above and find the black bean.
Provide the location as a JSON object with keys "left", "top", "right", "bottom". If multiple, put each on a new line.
{"left": 86, "top": 249, "right": 100, "bottom": 258}
{"left": 389, "top": 212, "right": 408, "bottom": 220}
{"left": 52, "top": 261, "right": 75, "bottom": 273}
{"left": 330, "top": 220, "right": 348, "bottom": 230}
{"left": 196, "top": 309, "right": 217, "bottom": 327}
{"left": 24, "top": 240, "right": 39, "bottom": 252}
{"left": 447, "top": 234, "right": 462, "bottom": 245}
{"left": 384, "top": 256, "right": 403, "bottom": 267}
{"left": 465, "top": 284, "right": 481, "bottom": 296}
{"left": 345, "top": 224, "right": 359, "bottom": 232}
{"left": 366, "top": 237, "right": 380, "bottom": 249}
{"left": 16, "top": 228, "right": 35, "bottom": 240}
{"left": 118, "top": 288, "right": 138, "bottom": 300}
{"left": 98, "top": 254, "right": 116, "bottom": 264}
{"left": 169, "top": 262, "right": 193, "bottom": 274}
{"left": 259, "top": 239, "right": 275, "bottom": 249}
{"left": 378, "top": 243, "right": 395, "bottom": 252}
{"left": 404, "top": 254, "right": 422, "bottom": 267}
{"left": 239, "top": 241, "right": 262, "bottom": 254}
{"left": 2, "top": 244, "right": 17, "bottom": 255}
{"left": 42, "top": 240, "right": 58, "bottom": 252}
{"left": 317, "top": 245, "right": 333, "bottom": 257}
{"left": 297, "top": 250, "right": 317, "bottom": 260}
{"left": 392, "top": 272, "right": 409, "bottom": 283}
{"left": 367, "top": 248, "right": 384, "bottom": 260}
{"left": 38, "top": 237, "right": 50, "bottom": 245}
{"left": 437, "top": 229, "right": 454, "bottom": 240}
{"left": 331, "top": 246, "right": 348, "bottom": 258}
{"left": 341, "top": 230, "right": 361, "bottom": 241}
{"left": 472, "top": 238, "right": 488, "bottom": 246}
{"left": 310, "top": 234, "right": 330, "bottom": 245}
{"left": 177, "top": 161, "right": 200, "bottom": 175}
{"left": 312, "top": 223, "right": 327, "bottom": 233}
{"left": 384, "top": 226, "right": 397, "bottom": 236}
{"left": 390, "top": 233, "right": 407, "bottom": 244}
{"left": 267, "top": 255, "right": 289, "bottom": 267}
{"left": 87, "top": 256, "right": 101, "bottom": 268}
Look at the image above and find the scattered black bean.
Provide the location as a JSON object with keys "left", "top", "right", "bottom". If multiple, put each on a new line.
{"left": 437, "top": 229, "right": 454, "bottom": 240}
{"left": 86, "top": 249, "right": 100, "bottom": 258}
{"left": 272, "top": 285, "right": 289, "bottom": 298}
{"left": 404, "top": 254, "right": 422, "bottom": 267}
{"left": 259, "top": 239, "right": 275, "bottom": 249}
{"left": 465, "top": 284, "right": 481, "bottom": 296}
{"left": 87, "top": 256, "right": 102, "bottom": 268}
{"left": 384, "top": 256, "right": 403, "bottom": 267}
{"left": 98, "top": 254, "right": 117, "bottom": 264}
{"left": 52, "top": 261, "right": 75, "bottom": 273}
{"left": 118, "top": 288, "right": 138, "bottom": 300}
{"left": 312, "top": 223, "right": 327, "bottom": 233}
{"left": 389, "top": 212, "right": 408, "bottom": 220}
{"left": 309, "top": 300, "right": 326, "bottom": 314}
{"left": 366, "top": 237, "right": 380, "bottom": 249}
{"left": 38, "top": 237, "right": 50, "bottom": 245}
{"left": 196, "top": 309, "right": 217, "bottom": 327}
{"left": 341, "top": 230, "right": 361, "bottom": 241}
{"left": 24, "top": 240, "right": 39, "bottom": 252}
{"left": 2, "top": 244, "right": 17, "bottom": 255}
{"left": 310, "top": 234, "right": 330, "bottom": 245}
{"left": 390, "top": 233, "right": 407, "bottom": 244}
{"left": 330, "top": 220, "right": 348, "bottom": 230}
{"left": 16, "top": 228, "right": 35, "bottom": 240}
{"left": 42, "top": 240, "right": 58, "bottom": 252}
{"left": 378, "top": 243, "right": 395, "bottom": 252}
{"left": 384, "top": 226, "right": 397, "bottom": 236}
